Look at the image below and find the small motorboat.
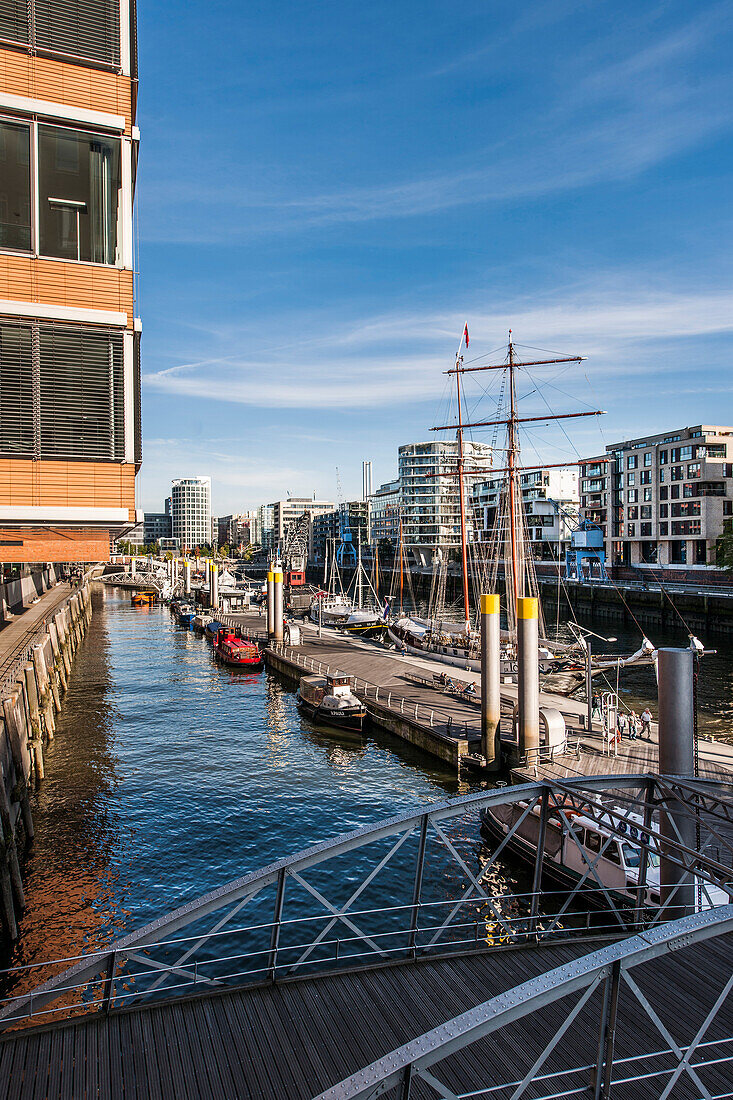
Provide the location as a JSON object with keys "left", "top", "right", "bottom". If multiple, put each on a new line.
{"left": 213, "top": 629, "right": 264, "bottom": 669}
{"left": 131, "top": 591, "right": 156, "bottom": 606}
{"left": 176, "top": 603, "right": 196, "bottom": 628}
{"left": 205, "top": 620, "right": 224, "bottom": 641}
{"left": 296, "top": 674, "right": 366, "bottom": 732}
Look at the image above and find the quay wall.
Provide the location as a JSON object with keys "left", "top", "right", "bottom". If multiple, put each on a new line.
{"left": 306, "top": 565, "right": 733, "bottom": 636}
{"left": 0, "top": 581, "right": 93, "bottom": 942}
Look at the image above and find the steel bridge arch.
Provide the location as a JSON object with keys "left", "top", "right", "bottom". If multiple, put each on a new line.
{"left": 1, "top": 773, "right": 732, "bottom": 1028}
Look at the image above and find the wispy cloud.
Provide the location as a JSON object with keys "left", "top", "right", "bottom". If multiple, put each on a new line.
{"left": 144, "top": 277, "right": 733, "bottom": 411}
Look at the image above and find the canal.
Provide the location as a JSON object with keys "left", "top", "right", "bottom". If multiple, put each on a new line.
{"left": 4, "top": 583, "right": 731, "bottom": 979}
{"left": 5, "top": 586, "right": 484, "bottom": 977}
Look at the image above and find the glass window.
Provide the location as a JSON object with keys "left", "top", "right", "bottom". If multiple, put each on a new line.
{"left": 39, "top": 125, "right": 120, "bottom": 263}
{"left": 660, "top": 486, "right": 668, "bottom": 500}
{"left": 643, "top": 488, "right": 652, "bottom": 502}
{"left": 627, "top": 489, "right": 637, "bottom": 503}
{"left": 627, "top": 455, "right": 637, "bottom": 469}
{"left": 660, "top": 504, "right": 668, "bottom": 517}
{"left": 627, "top": 472, "right": 635, "bottom": 486}
{"left": 0, "top": 120, "right": 32, "bottom": 251}
{"left": 659, "top": 450, "right": 668, "bottom": 464}
{"left": 0, "top": 322, "right": 34, "bottom": 455}
{"left": 659, "top": 522, "right": 668, "bottom": 535}
{"left": 643, "top": 452, "right": 652, "bottom": 466}
{"left": 671, "top": 485, "right": 680, "bottom": 499}
{"left": 605, "top": 842, "right": 622, "bottom": 865}
{"left": 584, "top": 830, "right": 601, "bottom": 854}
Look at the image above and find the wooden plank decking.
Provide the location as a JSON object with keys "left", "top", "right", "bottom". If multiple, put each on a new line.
{"left": 1, "top": 934, "right": 731, "bottom": 1099}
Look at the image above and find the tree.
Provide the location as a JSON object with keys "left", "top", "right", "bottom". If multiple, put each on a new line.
{"left": 716, "top": 519, "right": 733, "bottom": 571}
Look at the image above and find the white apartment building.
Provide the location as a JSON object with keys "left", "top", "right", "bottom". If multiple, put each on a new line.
{"left": 579, "top": 425, "right": 733, "bottom": 569}
{"left": 398, "top": 440, "right": 492, "bottom": 564}
{"left": 369, "top": 479, "right": 400, "bottom": 545}
{"left": 171, "top": 477, "right": 212, "bottom": 551}
{"left": 472, "top": 468, "right": 579, "bottom": 561}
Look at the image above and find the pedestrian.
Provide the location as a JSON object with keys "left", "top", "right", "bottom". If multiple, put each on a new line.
{"left": 616, "top": 711, "right": 627, "bottom": 741}
{"left": 628, "top": 711, "right": 639, "bottom": 740}
{"left": 592, "top": 692, "right": 601, "bottom": 720}
{"left": 641, "top": 707, "right": 653, "bottom": 740}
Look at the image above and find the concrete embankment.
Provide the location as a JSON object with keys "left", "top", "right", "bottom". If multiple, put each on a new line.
{"left": 0, "top": 581, "right": 93, "bottom": 941}
{"left": 305, "top": 565, "right": 733, "bottom": 636}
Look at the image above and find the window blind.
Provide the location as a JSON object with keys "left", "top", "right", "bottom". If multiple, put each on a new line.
{"left": 0, "top": 0, "right": 29, "bottom": 45}
{"left": 0, "top": 323, "right": 34, "bottom": 457}
{"left": 0, "top": 319, "right": 125, "bottom": 462}
{"left": 39, "top": 323, "right": 124, "bottom": 460}
{"left": 1, "top": 0, "right": 120, "bottom": 67}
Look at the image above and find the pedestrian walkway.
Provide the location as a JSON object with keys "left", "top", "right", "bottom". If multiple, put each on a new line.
{"left": 0, "top": 583, "right": 72, "bottom": 690}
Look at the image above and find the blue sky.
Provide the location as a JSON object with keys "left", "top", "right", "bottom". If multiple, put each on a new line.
{"left": 136, "top": 0, "right": 733, "bottom": 514}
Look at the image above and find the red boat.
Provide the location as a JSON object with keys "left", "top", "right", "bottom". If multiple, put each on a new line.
{"left": 213, "top": 630, "right": 264, "bottom": 670}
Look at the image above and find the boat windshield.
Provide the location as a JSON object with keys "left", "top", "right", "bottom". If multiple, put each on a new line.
{"left": 622, "top": 843, "right": 660, "bottom": 869}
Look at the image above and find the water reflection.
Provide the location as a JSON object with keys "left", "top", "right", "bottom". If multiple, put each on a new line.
{"left": 5, "top": 587, "right": 471, "bottom": 981}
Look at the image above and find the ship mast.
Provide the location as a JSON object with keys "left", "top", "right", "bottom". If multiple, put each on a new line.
{"left": 454, "top": 343, "right": 471, "bottom": 634}
{"left": 507, "top": 332, "right": 520, "bottom": 604}
{"left": 434, "top": 333, "right": 602, "bottom": 637}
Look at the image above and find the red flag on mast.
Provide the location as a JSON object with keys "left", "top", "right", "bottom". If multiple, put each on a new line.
{"left": 463, "top": 323, "right": 469, "bottom": 347}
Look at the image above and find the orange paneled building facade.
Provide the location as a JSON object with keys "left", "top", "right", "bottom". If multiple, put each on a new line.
{"left": 0, "top": 1, "right": 141, "bottom": 563}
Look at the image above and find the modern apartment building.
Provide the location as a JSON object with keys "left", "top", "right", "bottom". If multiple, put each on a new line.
{"left": 398, "top": 440, "right": 492, "bottom": 564}
{"left": 472, "top": 468, "right": 579, "bottom": 561}
{"left": 579, "top": 426, "right": 733, "bottom": 569}
{"left": 0, "top": 0, "right": 141, "bottom": 563}
{"left": 143, "top": 511, "right": 172, "bottom": 546}
{"left": 254, "top": 504, "right": 274, "bottom": 551}
{"left": 270, "top": 497, "right": 334, "bottom": 557}
{"left": 171, "top": 477, "right": 211, "bottom": 551}
{"left": 369, "top": 479, "right": 400, "bottom": 546}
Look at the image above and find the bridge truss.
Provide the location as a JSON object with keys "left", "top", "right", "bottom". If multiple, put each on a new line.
{"left": 0, "top": 773, "right": 731, "bottom": 1035}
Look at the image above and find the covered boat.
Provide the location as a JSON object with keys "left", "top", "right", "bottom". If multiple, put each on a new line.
{"left": 192, "top": 613, "right": 213, "bottom": 633}
{"left": 213, "top": 629, "right": 263, "bottom": 669}
{"left": 297, "top": 674, "right": 366, "bottom": 731}
{"left": 176, "top": 603, "right": 196, "bottom": 627}
{"left": 205, "top": 620, "right": 224, "bottom": 641}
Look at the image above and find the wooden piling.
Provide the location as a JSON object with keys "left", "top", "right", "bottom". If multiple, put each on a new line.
{"left": 0, "top": 577, "right": 93, "bottom": 944}
{"left": 23, "top": 666, "right": 44, "bottom": 784}
{"left": 32, "top": 646, "right": 55, "bottom": 740}
{"left": 2, "top": 696, "right": 34, "bottom": 841}
{"left": 48, "top": 621, "right": 68, "bottom": 694}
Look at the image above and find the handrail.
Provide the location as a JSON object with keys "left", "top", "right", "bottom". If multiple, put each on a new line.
{"left": 313, "top": 904, "right": 733, "bottom": 1099}
{"left": 1, "top": 774, "right": 731, "bottom": 1027}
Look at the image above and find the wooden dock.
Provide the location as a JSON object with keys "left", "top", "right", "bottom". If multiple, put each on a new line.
{"left": 1, "top": 931, "right": 730, "bottom": 1099}
{"left": 223, "top": 613, "right": 733, "bottom": 783}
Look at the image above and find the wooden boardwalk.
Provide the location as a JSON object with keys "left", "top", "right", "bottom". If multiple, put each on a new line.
{"left": 1, "top": 933, "right": 730, "bottom": 1099}
{"left": 221, "top": 613, "right": 733, "bottom": 782}
{"left": 0, "top": 583, "right": 72, "bottom": 691}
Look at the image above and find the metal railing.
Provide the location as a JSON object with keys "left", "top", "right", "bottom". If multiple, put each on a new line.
{"left": 1, "top": 774, "right": 732, "bottom": 1029}
{"left": 315, "top": 904, "right": 733, "bottom": 1100}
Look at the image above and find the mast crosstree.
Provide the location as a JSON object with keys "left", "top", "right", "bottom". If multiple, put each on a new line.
{"left": 433, "top": 331, "right": 603, "bottom": 638}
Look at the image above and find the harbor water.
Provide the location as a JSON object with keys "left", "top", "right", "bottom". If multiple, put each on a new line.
{"left": 4, "top": 583, "right": 731, "bottom": 978}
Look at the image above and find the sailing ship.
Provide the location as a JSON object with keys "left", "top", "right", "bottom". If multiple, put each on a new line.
{"left": 310, "top": 534, "right": 385, "bottom": 634}
{"left": 387, "top": 330, "right": 657, "bottom": 689}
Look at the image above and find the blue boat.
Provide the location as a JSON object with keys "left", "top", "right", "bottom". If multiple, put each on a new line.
{"left": 177, "top": 603, "right": 196, "bottom": 628}
{"left": 205, "top": 620, "right": 224, "bottom": 641}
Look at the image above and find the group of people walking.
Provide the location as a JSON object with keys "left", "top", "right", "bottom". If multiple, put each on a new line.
{"left": 616, "top": 706, "right": 653, "bottom": 741}
{"left": 593, "top": 694, "right": 653, "bottom": 742}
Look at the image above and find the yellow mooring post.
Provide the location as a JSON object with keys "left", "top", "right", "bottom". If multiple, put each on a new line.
{"left": 517, "top": 597, "right": 540, "bottom": 755}
{"left": 480, "top": 594, "right": 502, "bottom": 771}
{"left": 266, "top": 570, "right": 275, "bottom": 640}
{"left": 273, "top": 568, "right": 284, "bottom": 644}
